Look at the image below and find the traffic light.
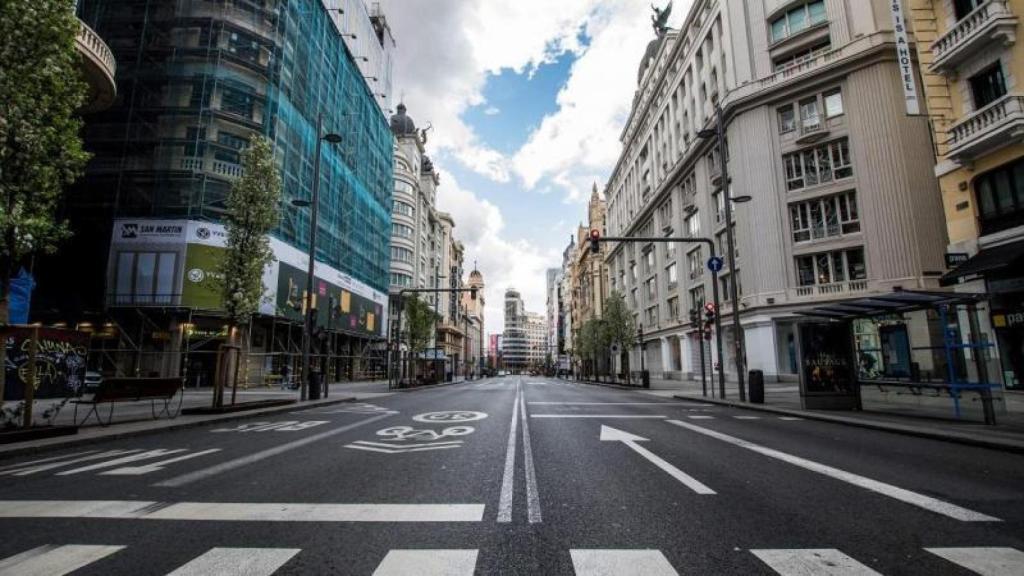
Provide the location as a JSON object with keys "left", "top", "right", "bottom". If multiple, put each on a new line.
{"left": 589, "top": 229, "right": 601, "bottom": 254}
{"left": 704, "top": 302, "right": 717, "bottom": 324}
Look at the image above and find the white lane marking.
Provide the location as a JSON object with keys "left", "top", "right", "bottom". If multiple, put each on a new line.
{"left": 600, "top": 426, "right": 715, "bottom": 495}
{"left": 350, "top": 440, "right": 464, "bottom": 449}
{"left": 101, "top": 449, "right": 223, "bottom": 476}
{"left": 520, "top": 387, "right": 542, "bottom": 523}
{"left": 0, "top": 544, "right": 124, "bottom": 576}
{"left": 155, "top": 413, "right": 393, "bottom": 487}
{"left": 570, "top": 549, "right": 679, "bottom": 576}
{"left": 733, "top": 416, "right": 761, "bottom": 420}
{"left": 372, "top": 550, "right": 479, "bottom": 576}
{"left": 344, "top": 444, "right": 463, "bottom": 454}
{"left": 751, "top": 549, "right": 882, "bottom": 575}
{"left": 0, "top": 501, "right": 485, "bottom": 522}
{"left": 529, "top": 415, "right": 667, "bottom": 419}
{"left": 686, "top": 415, "right": 715, "bottom": 420}
{"left": 667, "top": 420, "right": 1000, "bottom": 522}
{"left": 496, "top": 382, "right": 520, "bottom": 523}
{"left": 925, "top": 547, "right": 1024, "bottom": 575}
{"left": 0, "top": 451, "right": 100, "bottom": 473}
{"left": 167, "top": 547, "right": 300, "bottom": 576}
{"left": 57, "top": 449, "right": 188, "bottom": 475}
{"left": 778, "top": 417, "right": 804, "bottom": 421}
{"left": 1, "top": 450, "right": 141, "bottom": 476}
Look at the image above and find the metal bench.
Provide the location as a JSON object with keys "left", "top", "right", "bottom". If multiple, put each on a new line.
{"left": 72, "top": 378, "right": 184, "bottom": 427}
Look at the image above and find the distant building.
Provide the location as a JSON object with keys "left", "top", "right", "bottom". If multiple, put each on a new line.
{"left": 463, "top": 268, "right": 486, "bottom": 376}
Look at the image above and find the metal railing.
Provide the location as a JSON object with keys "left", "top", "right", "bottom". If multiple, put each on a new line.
{"left": 948, "top": 94, "right": 1024, "bottom": 153}
{"left": 76, "top": 19, "right": 116, "bottom": 79}
{"left": 931, "top": 0, "right": 1016, "bottom": 70}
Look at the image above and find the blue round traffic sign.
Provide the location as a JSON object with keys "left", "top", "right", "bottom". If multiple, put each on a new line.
{"left": 707, "top": 257, "right": 724, "bottom": 273}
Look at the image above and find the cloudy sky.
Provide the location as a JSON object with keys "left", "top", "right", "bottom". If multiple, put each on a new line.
{"left": 377, "top": 0, "right": 689, "bottom": 334}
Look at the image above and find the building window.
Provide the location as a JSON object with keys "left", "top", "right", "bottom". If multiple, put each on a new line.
{"left": 713, "top": 191, "right": 725, "bottom": 223}
{"left": 658, "top": 198, "right": 674, "bottom": 231}
{"left": 975, "top": 159, "right": 1024, "bottom": 236}
{"left": 778, "top": 106, "right": 796, "bottom": 134}
{"left": 667, "top": 262, "right": 678, "bottom": 288}
{"left": 783, "top": 138, "right": 853, "bottom": 191}
{"left": 685, "top": 210, "right": 701, "bottom": 238}
{"left": 790, "top": 192, "right": 860, "bottom": 242}
{"left": 689, "top": 285, "right": 706, "bottom": 311}
{"left": 970, "top": 62, "right": 1007, "bottom": 109}
{"left": 630, "top": 288, "right": 638, "bottom": 308}
{"left": 716, "top": 226, "right": 739, "bottom": 262}
{"left": 390, "top": 273, "right": 413, "bottom": 287}
{"left": 688, "top": 248, "right": 704, "bottom": 279}
{"left": 954, "top": 0, "right": 985, "bottom": 20}
{"left": 667, "top": 297, "right": 680, "bottom": 321}
{"left": 720, "top": 272, "right": 741, "bottom": 302}
{"left": 395, "top": 180, "right": 415, "bottom": 194}
{"left": 393, "top": 223, "right": 414, "bottom": 238}
{"left": 113, "top": 252, "right": 178, "bottom": 305}
{"left": 799, "top": 97, "right": 821, "bottom": 131}
{"left": 644, "top": 249, "right": 656, "bottom": 274}
{"left": 393, "top": 200, "right": 415, "bottom": 217}
{"left": 770, "top": 0, "right": 827, "bottom": 43}
{"left": 646, "top": 277, "right": 658, "bottom": 300}
{"left": 390, "top": 246, "right": 413, "bottom": 263}
{"left": 226, "top": 30, "right": 260, "bottom": 63}
{"left": 796, "top": 247, "right": 866, "bottom": 287}
{"left": 645, "top": 306, "right": 659, "bottom": 326}
{"left": 824, "top": 89, "right": 844, "bottom": 118}
{"left": 184, "top": 126, "right": 206, "bottom": 158}
{"left": 220, "top": 86, "right": 255, "bottom": 119}
{"left": 630, "top": 262, "right": 638, "bottom": 282}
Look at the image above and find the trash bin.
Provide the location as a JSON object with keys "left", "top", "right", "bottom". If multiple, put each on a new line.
{"left": 308, "top": 371, "right": 322, "bottom": 400}
{"left": 641, "top": 370, "right": 651, "bottom": 389}
{"left": 749, "top": 369, "right": 764, "bottom": 404}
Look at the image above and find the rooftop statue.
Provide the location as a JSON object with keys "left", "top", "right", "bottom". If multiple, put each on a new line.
{"left": 652, "top": 1, "right": 673, "bottom": 37}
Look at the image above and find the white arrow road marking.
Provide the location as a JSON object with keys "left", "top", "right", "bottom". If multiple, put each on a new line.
{"left": 600, "top": 426, "right": 716, "bottom": 495}
{"left": 56, "top": 450, "right": 188, "bottom": 476}
{"left": 0, "top": 544, "right": 125, "bottom": 576}
{"left": 925, "top": 547, "right": 1024, "bottom": 575}
{"left": 101, "top": 449, "right": 223, "bottom": 476}
{"left": 667, "top": 419, "right": 1000, "bottom": 522}
{"left": 345, "top": 442, "right": 463, "bottom": 454}
{"left": 167, "top": 547, "right": 300, "bottom": 576}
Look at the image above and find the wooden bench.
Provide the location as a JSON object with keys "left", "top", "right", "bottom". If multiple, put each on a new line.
{"left": 72, "top": 378, "right": 184, "bottom": 427}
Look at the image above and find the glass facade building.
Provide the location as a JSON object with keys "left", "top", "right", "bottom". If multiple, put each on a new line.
{"left": 57, "top": 0, "right": 393, "bottom": 315}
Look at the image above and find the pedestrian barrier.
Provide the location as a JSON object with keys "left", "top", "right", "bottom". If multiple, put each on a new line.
{"left": 71, "top": 378, "right": 183, "bottom": 427}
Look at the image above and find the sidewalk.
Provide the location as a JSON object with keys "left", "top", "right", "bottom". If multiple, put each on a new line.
{"left": 572, "top": 375, "right": 1024, "bottom": 453}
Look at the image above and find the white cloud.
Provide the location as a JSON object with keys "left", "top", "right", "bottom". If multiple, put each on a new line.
{"left": 435, "top": 173, "right": 560, "bottom": 334}
{"left": 483, "top": 106, "right": 500, "bottom": 116}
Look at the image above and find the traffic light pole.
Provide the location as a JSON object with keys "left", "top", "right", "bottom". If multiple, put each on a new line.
{"left": 595, "top": 235, "right": 726, "bottom": 399}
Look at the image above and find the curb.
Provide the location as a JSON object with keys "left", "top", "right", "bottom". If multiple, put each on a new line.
{"left": 671, "top": 394, "right": 1024, "bottom": 454}
{"left": 0, "top": 396, "right": 359, "bottom": 460}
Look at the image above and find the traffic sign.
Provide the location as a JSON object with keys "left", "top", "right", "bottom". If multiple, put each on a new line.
{"left": 707, "top": 257, "right": 724, "bottom": 273}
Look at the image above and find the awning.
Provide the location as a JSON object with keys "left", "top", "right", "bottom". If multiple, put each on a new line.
{"left": 941, "top": 240, "right": 1024, "bottom": 286}
{"left": 796, "top": 290, "right": 987, "bottom": 320}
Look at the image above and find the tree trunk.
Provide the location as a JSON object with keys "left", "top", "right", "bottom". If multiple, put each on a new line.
{"left": 230, "top": 324, "right": 246, "bottom": 405}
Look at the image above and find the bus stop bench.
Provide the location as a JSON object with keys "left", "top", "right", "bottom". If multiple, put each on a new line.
{"left": 72, "top": 378, "right": 184, "bottom": 427}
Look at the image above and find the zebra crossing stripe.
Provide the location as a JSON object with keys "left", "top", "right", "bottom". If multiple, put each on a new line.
{"left": 570, "top": 549, "right": 679, "bottom": 575}
{"left": 0, "top": 544, "right": 124, "bottom": 576}
{"left": 751, "top": 549, "right": 882, "bottom": 575}
{"left": 925, "top": 547, "right": 1024, "bottom": 576}
{"left": 166, "top": 547, "right": 300, "bottom": 576}
{"left": 0, "top": 450, "right": 141, "bottom": 476}
{"left": 372, "top": 550, "right": 478, "bottom": 575}
{"left": 56, "top": 449, "right": 189, "bottom": 476}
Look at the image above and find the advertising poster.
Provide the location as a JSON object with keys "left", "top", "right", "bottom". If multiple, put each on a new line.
{"left": 798, "top": 322, "right": 859, "bottom": 410}
{"left": 181, "top": 243, "right": 228, "bottom": 311}
{"left": 2, "top": 327, "right": 90, "bottom": 400}
{"left": 275, "top": 263, "right": 384, "bottom": 338}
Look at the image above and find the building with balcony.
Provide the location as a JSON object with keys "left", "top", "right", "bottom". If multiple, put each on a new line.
{"left": 75, "top": 15, "right": 116, "bottom": 113}
{"left": 604, "top": 0, "right": 948, "bottom": 384}
{"left": 912, "top": 0, "right": 1024, "bottom": 390}
{"left": 40, "top": 0, "right": 396, "bottom": 386}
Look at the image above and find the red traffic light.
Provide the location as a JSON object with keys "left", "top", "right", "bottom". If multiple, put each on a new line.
{"left": 589, "top": 229, "right": 601, "bottom": 240}
{"left": 704, "top": 302, "right": 717, "bottom": 313}
{"left": 589, "top": 229, "right": 601, "bottom": 254}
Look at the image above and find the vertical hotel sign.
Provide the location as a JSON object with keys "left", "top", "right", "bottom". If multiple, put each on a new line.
{"left": 890, "top": 0, "right": 921, "bottom": 115}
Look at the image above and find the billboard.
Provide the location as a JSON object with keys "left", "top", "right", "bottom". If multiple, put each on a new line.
{"left": 109, "top": 219, "right": 388, "bottom": 339}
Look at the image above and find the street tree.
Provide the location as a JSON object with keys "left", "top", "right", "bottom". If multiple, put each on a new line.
{"left": 0, "top": 0, "right": 90, "bottom": 401}
{"left": 402, "top": 296, "right": 438, "bottom": 383}
{"left": 602, "top": 291, "right": 636, "bottom": 384}
{"left": 216, "top": 135, "right": 281, "bottom": 406}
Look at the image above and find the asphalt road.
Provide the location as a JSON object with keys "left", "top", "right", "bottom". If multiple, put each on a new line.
{"left": 0, "top": 376, "right": 1021, "bottom": 575}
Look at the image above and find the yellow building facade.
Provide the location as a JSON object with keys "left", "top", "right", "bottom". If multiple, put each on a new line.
{"left": 910, "top": 0, "right": 1024, "bottom": 389}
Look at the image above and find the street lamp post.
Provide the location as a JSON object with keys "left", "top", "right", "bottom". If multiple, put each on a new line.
{"left": 295, "top": 112, "right": 342, "bottom": 402}
{"left": 699, "top": 103, "right": 751, "bottom": 402}
{"left": 638, "top": 322, "right": 645, "bottom": 377}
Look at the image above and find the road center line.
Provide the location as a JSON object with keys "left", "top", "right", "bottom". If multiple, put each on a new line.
{"left": 666, "top": 420, "right": 1000, "bottom": 522}
{"left": 154, "top": 414, "right": 394, "bottom": 488}
{"left": 496, "top": 382, "right": 520, "bottom": 523}
{"left": 520, "top": 386, "right": 542, "bottom": 523}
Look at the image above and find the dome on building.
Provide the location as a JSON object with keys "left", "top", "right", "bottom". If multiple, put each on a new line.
{"left": 637, "top": 36, "right": 665, "bottom": 83}
{"left": 469, "top": 269, "right": 484, "bottom": 286}
{"left": 390, "top": 103, "right": 417, "bottom": 136}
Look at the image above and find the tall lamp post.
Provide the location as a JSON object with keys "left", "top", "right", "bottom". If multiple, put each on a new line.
{"left": 698, "top": 103, "right": 752, "bottom": 402}
{"left": 293, "top": 113, "right": 342, "bottom": 402}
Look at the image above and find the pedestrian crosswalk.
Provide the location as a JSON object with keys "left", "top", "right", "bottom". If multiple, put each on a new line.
{"left": 0, "top": 448, "right": 221, "bottom": 478}
{"left": 0, "top": 545, "right": 1019, "bottom": 575}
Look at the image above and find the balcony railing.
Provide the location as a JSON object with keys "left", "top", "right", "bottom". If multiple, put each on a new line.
{"left": 795, "top": 280, "right": 868, "bottom": 298}
{"left": 76, "top": 19, "right": 117, "bottom": 112}
{"left": 931, "top": 0, "right": 1018, "bottom": 74}
{"left": 947, "top": 94, "right": 1024, "bottom": 162}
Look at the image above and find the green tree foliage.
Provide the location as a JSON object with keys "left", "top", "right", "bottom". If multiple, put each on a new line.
{"left": 404, "top": 296, "right": 437, "bottom": 355}
{"left": 0, "top": 0, "right": 89, "bottom": 322}
{"left": 219, "top": 135, "right": 281, "bottom": 326}
{"left": 602, "top": 291, "right": 636, "bottom": 380}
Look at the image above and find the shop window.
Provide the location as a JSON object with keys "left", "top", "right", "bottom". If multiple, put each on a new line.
{"left": 114, "top": 252, "right": 178, "bottom": 305}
